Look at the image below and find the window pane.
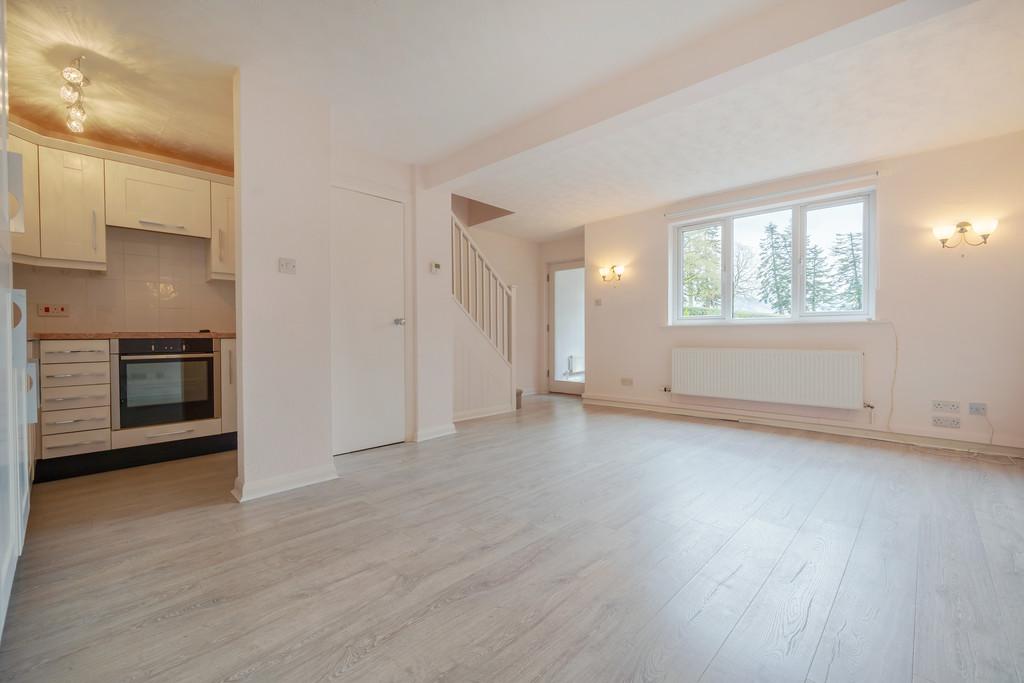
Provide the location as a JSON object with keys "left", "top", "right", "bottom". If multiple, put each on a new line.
{"left": 804, "top": 201, "right": 865, "bottom": 313}
{"left": 679, "top": 225, "right": 722, "bottom": 317}
{"left": 732, "top": 209, "right": 792, "bottom": 318}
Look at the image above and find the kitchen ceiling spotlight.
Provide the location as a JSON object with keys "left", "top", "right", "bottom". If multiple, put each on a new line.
{"left": 60, "top": 57, "right": 90, "bottom": 133}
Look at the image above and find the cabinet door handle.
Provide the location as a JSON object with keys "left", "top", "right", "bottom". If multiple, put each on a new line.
{"left": 145, "top": 428, "right": 195, "bottom": 439}
{"left": 46, "top": 417, "right": 102, "bottom": 426}
{"left": 91, "top": 210, "right": 98, "bottom": 251}
{"left": 45, "top": 372, "right": 106, "bottom": 379}
{"left": 139, "top": 219, "right": 186, "bottom": 230}
{"left": 46, "top": 439, "right": 107, "bottom": 450}
{"left": 219, "top": 229, "right": 226, "bottom": 262}
{"left": 47, "top": 349, "right": 98, "bottom": 355}
{"left": 45, "top": 395, "right": 106, "bottom": 402}
{"left": 228, "top": 349, "right": 234, "bottom": 385}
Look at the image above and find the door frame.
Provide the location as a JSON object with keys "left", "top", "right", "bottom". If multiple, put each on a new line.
{"left": 546, "top": 260, "right": 585, "bottom": 395}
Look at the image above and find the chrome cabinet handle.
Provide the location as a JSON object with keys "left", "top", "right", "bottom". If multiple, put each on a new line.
{"left": 46, "top": 439, "right": 106, "bottom": 450}
{"left": 393, "top": 318, "right": 406, "bottom": 326}
{"left": 92, "top": 210, "right": 97, "bottom": 251}
{"left": 46, "top": 417, "right": 102, "bottom": 426}
{"left": 47, "top": 349, "right": 98, "bottom": 355}
{"left": 46, "top": 395, "right": 106, "bottom": 402}
{"left": 219, "top": 229, "right": 226, "bottom": 262}
{"left": 139, "top": 219, "right": 185, "bottom": 230}
{"left": 145, "top": 428, "right": 195, "bottom": 439}
{"left": 46, "top": 372, "right": 106, "bottom": 378}
{"left": 228, "top": 349, "right": 234, "bottom": 385}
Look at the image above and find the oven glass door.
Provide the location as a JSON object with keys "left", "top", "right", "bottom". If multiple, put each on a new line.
{"left": 119, "top": 356, "right": 215, "bottom": 428}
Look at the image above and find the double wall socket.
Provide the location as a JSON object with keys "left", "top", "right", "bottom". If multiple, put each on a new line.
{"left": 931, "top": 415, "right": 961, "bottom": 428}
{"left": 969, "top": 402, "right": 988, "bottom": 416}
{"left": 931, "top": 400, "right": 960, "bottom": 413}
{"left": 37, "top": 304, "right": 69, "bottom": 317}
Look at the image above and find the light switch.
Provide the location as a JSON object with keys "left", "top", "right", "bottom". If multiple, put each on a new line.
{"left": 278, "top": 257, "right": 297, "bottom": 275}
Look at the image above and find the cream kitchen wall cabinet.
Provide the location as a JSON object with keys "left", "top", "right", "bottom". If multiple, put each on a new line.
{"left": 220, "top": 338, "right": 237, "bottom": 433}
{"left": 38, "top": 147, "right": 106, "bottom": 268}
{"left": 9, "top": 135, "right": 40, "bottom": 258}
{"left": 104, "top": 159, "right": 212, "bottom": 239}
{"left": 208, "top": 182, "right": 235, "bottom": 280}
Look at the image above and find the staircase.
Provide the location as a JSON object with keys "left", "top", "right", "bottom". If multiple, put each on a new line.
{"left": 451, "top": 214, "right": 516, "bottom": 420}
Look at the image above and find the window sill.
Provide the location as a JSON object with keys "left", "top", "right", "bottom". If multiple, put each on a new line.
{"left": 665, "top": 316, "right": 878, "bottom": 328}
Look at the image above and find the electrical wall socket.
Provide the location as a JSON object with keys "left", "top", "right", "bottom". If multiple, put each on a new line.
{"left": 37, "top": 304, "right": 69, "bottom": 317}
{"left": 931, "top": 400, "right": 960, "bottom": 413}
{"left": 969, "top": 402, "right": 988, "bottom": 416}
{"left": 620, "top": 377, "right": 634, "bottom": 387}
{"left": 931, "top": 415, "right": 961, "bottom": 428}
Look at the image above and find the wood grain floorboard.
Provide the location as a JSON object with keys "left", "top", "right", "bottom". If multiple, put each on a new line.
{"left": 0, "top": 395, "right": 1021, "bottom": 682}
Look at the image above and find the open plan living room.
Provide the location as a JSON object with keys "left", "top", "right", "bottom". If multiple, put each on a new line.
{"left": 0, "top": 1, "right": 1022, "bottom": 681}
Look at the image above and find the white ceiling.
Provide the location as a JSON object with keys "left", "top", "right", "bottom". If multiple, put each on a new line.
{"left": 456, "top": 0, "right": 1024, "bottom": 240}
{"left": 8, "top": 0, "right": 781, "bottom": 170}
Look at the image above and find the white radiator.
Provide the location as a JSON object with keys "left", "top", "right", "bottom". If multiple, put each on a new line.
{"left": 671, "top": 348, "right": 863, "bottom": 409}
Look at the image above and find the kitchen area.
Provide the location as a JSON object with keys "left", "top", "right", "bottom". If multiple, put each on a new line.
{"left": 9, "top": 122, "right": 238, "bottom": 482}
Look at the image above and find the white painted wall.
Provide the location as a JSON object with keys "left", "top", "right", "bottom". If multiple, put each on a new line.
{"left": 583, "top": 131, "right": 1024, "bottom": 450}
{"left": 232, "top": 69, "right": 337, "bottom": 500}
{"left": 453, "top": 307, "right": 512, "bottom": 421}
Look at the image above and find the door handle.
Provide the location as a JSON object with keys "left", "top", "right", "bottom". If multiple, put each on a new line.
{"left": 393, "top": 318, "right": 406, "bottom": 326}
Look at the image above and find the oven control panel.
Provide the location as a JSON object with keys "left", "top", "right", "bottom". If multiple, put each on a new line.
{"left": 116, "top": 338, "right": 215, "bottom": 355}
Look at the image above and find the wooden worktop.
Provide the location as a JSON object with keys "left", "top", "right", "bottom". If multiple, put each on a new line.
{"left": 31, "top": 331, "right": 236, "bottom": 340}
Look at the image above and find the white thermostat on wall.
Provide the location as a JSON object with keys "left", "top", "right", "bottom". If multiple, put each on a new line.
{"left": 278, "top": 257, "right": 297, "bottom": 275}
{"left": 429, "top": 261, "right": 442, "bottom": 274}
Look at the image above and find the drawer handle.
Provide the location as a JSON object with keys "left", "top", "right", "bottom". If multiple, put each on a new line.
{"left": 46, "top": 417, "right": 103, "bottom": 426}
{"left": 139, "top": 219, "right": 186, "bottom": 230}
{"left": 45, "top": 395, "right": 107, "bottom": 402}
{"left": 145, "top": 428, "right": 195, "bottom": 439}
{"left": 45, "top": 439, "right": 107, "bottom": 450}
{"left": 45, "top": 372, "right": 106, "bottom": 379}
{"left": 47, "top": 350, "right": 100, "bottom": 355}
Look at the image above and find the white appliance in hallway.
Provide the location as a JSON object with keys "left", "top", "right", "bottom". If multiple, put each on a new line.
{"left": 547, "top": 261, "right": 585, "bottom": 395}
{"left": 329, "top": 187, "right": 406, "bottom": 454}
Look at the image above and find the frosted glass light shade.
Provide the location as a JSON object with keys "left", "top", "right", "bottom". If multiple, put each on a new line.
{"left": 612, "top": 265, "right": 625, "bottom": 277}
{"left": 59, "top": 83, "right": 81, "bottom": 104}
{"left": 62, "top": 65, "right": 84, "bottom": 84}
{"left": 67, "top": 103, "right": 87, "bottom": 122}
{"left": 932, "top": 225, "right": 956, "bottom": 240}
{"left": 66, "top": 117, "right": 84, "bottom": 133}
{"left": 976, "top": 219, "right": 998, "bottom": 236}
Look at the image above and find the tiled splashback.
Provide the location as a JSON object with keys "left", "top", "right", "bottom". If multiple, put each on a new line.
{"left": 15, "top": 227, "right": 236, "bottom": 334}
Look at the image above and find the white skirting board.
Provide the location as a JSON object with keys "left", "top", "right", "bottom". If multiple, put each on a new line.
{"left": 454, "top": 404, "right": 514, "bottom": 423}
{"left": 231, "top": 462, "right": 339, "bottom": 502}
{"left": 414, "top": 423, "right": 457, "bottom": 442}
{"left": 582, "top": 393, "right": 1023, "bottom": 460}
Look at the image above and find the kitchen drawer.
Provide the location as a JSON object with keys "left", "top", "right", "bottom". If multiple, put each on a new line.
{"left": 111, "top": 418, "right": 222, "bottom": 450}
{"left": 41, "top": 384, "right": 111, "bottom": 411}
{"left": 41, "top": 405, "right": 111, "bottom": 436}
{"left": 40, "top": 339, "right": 109, "bottom": 364}
{"left": 40, "top": 362, "right": 110, "bottom": 388}
{"left": 41, "top": 428, "right": 110, "bottom": 459}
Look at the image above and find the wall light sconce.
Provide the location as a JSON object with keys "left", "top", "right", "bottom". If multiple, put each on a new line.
{"left": 599, "top": 265, "right": 624, "bottom": 282}
{"left": 932, "top": 220, "right": 998, "bottom": 249}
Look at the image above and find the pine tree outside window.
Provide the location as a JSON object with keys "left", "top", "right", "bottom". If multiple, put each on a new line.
{"left": 672, "top": 192, "right": 873, "bottom": 324}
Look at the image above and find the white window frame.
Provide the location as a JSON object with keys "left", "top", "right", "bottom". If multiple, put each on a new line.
{"left": 670, "top": 190, "right": 875, "bottom": 326}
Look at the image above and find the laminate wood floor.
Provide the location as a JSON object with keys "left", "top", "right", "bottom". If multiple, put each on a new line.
{"left": 2, "top": 395, "right": 1022, "bottom": 682}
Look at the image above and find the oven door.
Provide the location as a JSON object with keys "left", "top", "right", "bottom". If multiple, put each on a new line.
{"left": 117, "top": 354, "right": 219, "bottom": 429}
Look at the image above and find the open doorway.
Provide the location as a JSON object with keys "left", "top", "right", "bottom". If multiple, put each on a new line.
{"left": 547, "top": 261, "right": 585, "bottom": 395}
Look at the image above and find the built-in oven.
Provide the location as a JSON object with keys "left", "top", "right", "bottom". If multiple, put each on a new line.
{"left": 111, "top": 339, "right": 221, "bottom": 430}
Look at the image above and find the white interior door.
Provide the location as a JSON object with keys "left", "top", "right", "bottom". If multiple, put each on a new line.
{"left": 330, "top": 188, "right": 405, "bottom": 454}
{"left": 547, "top": 261, "right": 586, "bottom": 395}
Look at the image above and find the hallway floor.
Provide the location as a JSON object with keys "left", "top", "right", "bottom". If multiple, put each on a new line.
{"left": 1, "top": 396, "right": 1022, "bottom": 682}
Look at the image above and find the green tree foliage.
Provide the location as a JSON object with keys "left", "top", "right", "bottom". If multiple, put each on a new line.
{"left": 830, "top": 232, "right": 863, "bottom": 310}
{"left": 681, "top": 226, "right": 721, "bottom": 315}
{"left": 757, "top": 222, "right": 791, "bottom": 314}
{"left": 803, "top": 243, "right": 833, "bottom": 312}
